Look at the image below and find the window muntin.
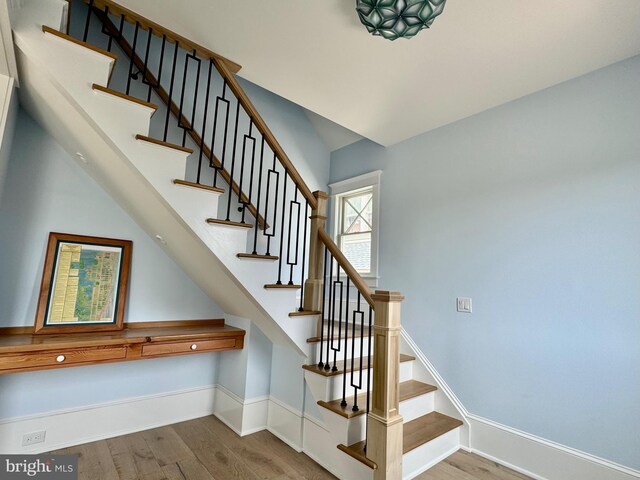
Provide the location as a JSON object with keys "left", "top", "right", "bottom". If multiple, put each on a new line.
{"left": 338, "top": 188, "right": 373, "bottom": 274}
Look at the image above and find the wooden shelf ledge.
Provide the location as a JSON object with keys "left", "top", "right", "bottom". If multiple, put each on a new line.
{"left": 0, "top": 319, "right": 245, "bottom": 374}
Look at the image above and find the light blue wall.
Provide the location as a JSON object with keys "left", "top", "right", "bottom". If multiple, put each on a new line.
{"left": 0, "top": 110, "right": 224, "bottom": 419}
{"left": 330, "top": 56, "right": 640, "bottom": 469}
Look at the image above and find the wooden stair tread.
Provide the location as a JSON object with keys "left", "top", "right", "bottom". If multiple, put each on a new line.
{"left": 135, "top": 134, "right": 193, "bottom": 154}
{"left": 173, "top": 179, "right": 224, "bottom": 194}
{"left": 42, "top": 26, "right": 117, "bottom": 61}
{"left": 236, "top": 253, "right": 278, "bottom": 261}
{"left": 400, "top": 379, "right": 438, "bottom": 402}
{"left": 403, "top": 412, "right": 463, "bottom": 454}
{"left": 288, "top": 311, "right": 321, "bottom": 317}
{"left": 264, "top": 284, "right": 302, "bottom": 289}
{"left": 206, "top": 218, "right": 252, "bottom": 229}
{"left": 338, "top": 412, "right": 463, "bottom": 469}
{"left": 337, "top": 441, "right": 376, "bottom": 470}
{"left": 318, "top": 380, "right": 437, "bottom": 418}
{"left": 302, "top": 354, "right": 415, "bottom": 377}
{"left": 92, "top": 84, "right": 158, "bottom": 111}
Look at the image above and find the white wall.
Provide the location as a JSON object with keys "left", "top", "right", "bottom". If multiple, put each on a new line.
{"left": 330, "top": 55, "right": 640, "bottom": 470}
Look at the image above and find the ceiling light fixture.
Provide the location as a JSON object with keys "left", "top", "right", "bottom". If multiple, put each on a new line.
{"left": 356, "top": 0, "right": 447, "bottom": 41}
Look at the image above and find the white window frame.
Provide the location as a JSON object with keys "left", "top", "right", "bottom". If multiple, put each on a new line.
{"left": 329, "top": 170, "right": 381, "bottom": 287}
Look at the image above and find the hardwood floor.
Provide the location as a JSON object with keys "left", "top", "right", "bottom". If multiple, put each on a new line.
{"left": 50, "top": 416, "right": 531, "bottom": 480}
{"left": 414, "top": 450, "right": 532, "bottom": 479}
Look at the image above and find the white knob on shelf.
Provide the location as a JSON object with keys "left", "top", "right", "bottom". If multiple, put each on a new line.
{"left": 190, "top": 344, "right": 198, "bottom": 350}
{"left": 56, "top": 355, "right": 65, "bottom": 363}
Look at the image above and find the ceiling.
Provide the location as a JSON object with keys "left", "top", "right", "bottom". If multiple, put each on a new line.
{"left": 118, "top": 0, "right": 640, "bottom": 146}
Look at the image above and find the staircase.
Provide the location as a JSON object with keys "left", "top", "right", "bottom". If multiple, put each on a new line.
{"left": 9, "top": 1, "right": 467, "bottom": 478}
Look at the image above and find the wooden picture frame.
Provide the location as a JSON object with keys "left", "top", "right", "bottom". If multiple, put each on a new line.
{"left": 34, "top": 232, "right": 132, "bottom": 334}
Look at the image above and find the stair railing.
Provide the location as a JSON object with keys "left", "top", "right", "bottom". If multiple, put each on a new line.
{"left": 70, "top": 1, "right": 403, "bottom": 476}
{"left": 307, "top": 194, "right": 404, "bottom": 477}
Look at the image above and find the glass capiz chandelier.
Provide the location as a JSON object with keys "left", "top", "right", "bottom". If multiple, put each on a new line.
{"left": 356, "top": 0, "right": 447, "bottom": 40}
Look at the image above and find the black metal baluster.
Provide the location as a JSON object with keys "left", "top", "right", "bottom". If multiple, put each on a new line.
{"left": 225, "top": 99, "right": 242, "bottom": 221}
{"left": 287, "top": 189, "right": 301, "bottom": 285}
{"left": 317, "top": 245, "right": 329, "bottom": 369}
{"left": 125, "top": 21, "right": 140, "bottom": 95}
{"left": 341, "top": 277, "right": 351, "bottom": 408}
{"left": 237, "top": 122, "right": 256, "bottom": 222}
{"left": 251, "top": 138, "right": 266, "bottom": 255}
{"left": 275, "top": 171, "right": 288, "bottom": 284}
{"left": 263, "top": 153, "right": 279, "bottom": 256}
{"left": 82, "top": 0, "right": 94, "bottom": 42}
{"left": 244, "top": 128, "right": 259, "bottom": 225}
{"left": 196, "top": 59, "right": 214, "bottom": 184}
{"left": 324, "top": 253, "right": 334, "bottom": 370}
{"left": 141, "top": 27, "right": 154, "bottom": 102}
{"left": 353, "top": 289, "right": 364, "bottom": 412}
{"left": 298, "top": 201, "right": 309, "bottom": 311}
{"left": 163, "top": 40, "right": 180, "bottom": 142}
{"left": 177, "top": 50, "right": 201, "bottom": 147}
{"left": 330, "top": 266, "right": 343, "bottom": 372}
{"left": 210, "top": 81, "right": 230, "bottom": 188}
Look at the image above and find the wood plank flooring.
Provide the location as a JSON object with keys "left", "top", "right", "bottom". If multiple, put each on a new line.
{"left": 50, "top": 416, "right": 531, "bottom": 480}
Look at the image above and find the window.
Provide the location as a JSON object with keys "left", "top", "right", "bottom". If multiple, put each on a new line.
{"left": 329, "top": 171, "right": 381, "bottom": 286}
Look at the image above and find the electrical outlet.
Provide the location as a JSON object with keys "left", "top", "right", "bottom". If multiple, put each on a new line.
{"left": 22, "top": 431, "right": 46, "bottom": 446}
{"left": 457, "top": 297, "right": 472, "bottom": 313}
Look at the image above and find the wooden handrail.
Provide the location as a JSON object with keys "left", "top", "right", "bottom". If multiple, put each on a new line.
{"left": 95, "top": 9, "right": 268, "bottom": 230}
{"left": 83, "top": 0, "right": 241, "bottom": 73}
{"left": 318, "top": 227, "right": 374, "bottom": 308}
{"left": 213, "top": 59, "right": 318, "bottom": 210}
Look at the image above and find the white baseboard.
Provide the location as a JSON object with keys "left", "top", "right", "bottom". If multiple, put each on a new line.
{"left": 267, "top": 396, "right": 304, "bottom": 452}
{"left": 400, "top": 329, "right": 640, "bottom": 480}
{"left": 468, "top": 415, "right": 640, "bottom": 480}
{"left": 213, "top": 385, "right": 269, "bottom": 437}
{"left": 0, "top": 385, "right": 217, "bottom": 454}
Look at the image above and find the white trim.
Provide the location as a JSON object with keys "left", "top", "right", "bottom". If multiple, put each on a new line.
{"left": 0, "top": 385, "right": 217, "bottom": 454}
{"left": 468, "top": 414, "right": 640, "bottom": 480}
{"left": 267, "top": 397, "right": 304, "bottom": 452}
{"left": 329, "top": 170, "right": 383, "bottom": 193}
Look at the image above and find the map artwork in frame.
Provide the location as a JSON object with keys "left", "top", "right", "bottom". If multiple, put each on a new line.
{"left": 34, "top": 233, "right": 132, "bottom": 334}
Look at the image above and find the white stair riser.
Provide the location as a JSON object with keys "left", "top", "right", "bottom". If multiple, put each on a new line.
{"left": 402, "top": 427, "right": 461, "bottom": 480}
{"left": 303, "top": 417, "right": 373, "bottom": 480}
{"left": 310, "top": 336, "right": 373, "bottom": 364}
{"left": 400, "top": 391, "right": 435, "bottom": 423}
{"left": 318, "top": 390, "right": 436, "bottom": 447}
{"left": 305, "top": 360, "right": 414, "bottom": 404}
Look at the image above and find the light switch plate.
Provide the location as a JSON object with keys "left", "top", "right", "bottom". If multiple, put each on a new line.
{"left": 457, "top": 297, "right": 472, "bottom": 313}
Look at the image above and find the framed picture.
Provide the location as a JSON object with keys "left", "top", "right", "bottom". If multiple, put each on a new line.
{"left": 34, "top": 233, "right": 132, "bottom": 334}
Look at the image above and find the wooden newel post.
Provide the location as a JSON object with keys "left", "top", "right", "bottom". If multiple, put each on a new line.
{"left": 303, "top": 191, "right": 328, "bottom": 313}
{"left": 368, "top": 290, "right": 404, "bottom": 480}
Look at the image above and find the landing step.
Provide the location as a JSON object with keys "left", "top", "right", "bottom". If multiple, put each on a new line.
{"left": 302, "top": 354, "right": 415, "bottom": 377}
{"left": 92, "top": 84, "right": 158, "bottom": 111}
{"left": 206, "top": 218, "right": 252, "bottom": 229}
{"left": 318, "top": 380, "right": 437, "bottom": 418}
{"left": 173, "top": 179, "right": 224, "bottom": 194}
{"left": 338, "top": 412, "right": 463, "bottom": 469}
{"left": 135, "top": 134, "right": 194, "bottom": 154}
{"left": 289, "top": 310, "right": 321, "bottom": 317}
{"left": 42, "top": 26, "right": 117, "bottom": 61}
{"left": 237, "top": 253, "right": 278, "bottom": 261}
{"left": 264, "top": 284, "right": 302, "bottom": 289}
